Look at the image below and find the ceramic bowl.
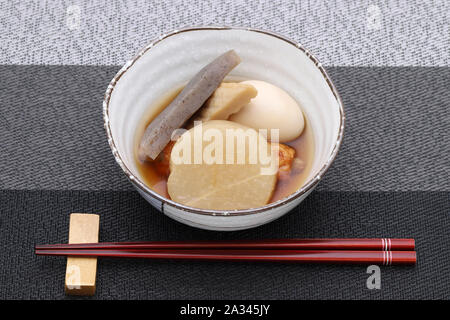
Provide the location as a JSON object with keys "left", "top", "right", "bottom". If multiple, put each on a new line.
{"left": 103, "top": 27, "right": 345, "bottom": 231}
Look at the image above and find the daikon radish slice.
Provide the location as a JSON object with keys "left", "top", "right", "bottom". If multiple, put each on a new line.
{"left": 167, "top": 120, "right": 277, "bottom": 210}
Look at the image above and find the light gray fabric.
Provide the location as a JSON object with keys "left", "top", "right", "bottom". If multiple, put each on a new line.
{"left": 0, "top": 0, "right": 449, "bottom": 66}
{"left": 0, "top": 65, "right": 448, "bottom": 191}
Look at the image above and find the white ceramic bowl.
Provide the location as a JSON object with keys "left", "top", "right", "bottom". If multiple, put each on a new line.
{"left": 103, "top": 27, "right": 345, "bottom": 231}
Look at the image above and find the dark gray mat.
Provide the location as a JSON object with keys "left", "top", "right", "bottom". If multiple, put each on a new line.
{"left": 0, "top": 190, "right": 448, "bottom": 300}
{"left": 0, "top": 66, "right": 448, "bottom": 191}
{"left": 0, "top": 65, "right": 449, "bottom": 300}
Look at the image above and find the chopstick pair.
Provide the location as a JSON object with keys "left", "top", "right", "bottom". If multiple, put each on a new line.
{"left": 35, "top": 238, "right": 416, "bottom": 265}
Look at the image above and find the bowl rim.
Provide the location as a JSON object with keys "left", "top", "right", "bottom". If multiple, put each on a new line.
{"left": 103, "top": 26, "right": 345, "bottom": 217}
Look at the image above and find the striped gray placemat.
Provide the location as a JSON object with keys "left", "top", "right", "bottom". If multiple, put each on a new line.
{"left": 0, "top": 0, "right": 449, "bottom": 300}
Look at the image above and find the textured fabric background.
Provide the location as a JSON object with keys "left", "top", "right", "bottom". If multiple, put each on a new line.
{"left": 0, "top": 0, "right": 450, "bottom": 66}
{"left": 1, "top": 190, "right": 449, "bottom": 300}
{"left": 0, "top": 0, "right": 449, "bottom": 300}
{"left": 0, "top": 65, "right": 448, "bottom": 191}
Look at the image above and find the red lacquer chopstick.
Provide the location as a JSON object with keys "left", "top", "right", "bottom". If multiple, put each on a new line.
{"left": 35, "top": 238, "right": 415, "bottom": 251}
{"left": 35, "top": 249, "right": 416, "bottom": 265}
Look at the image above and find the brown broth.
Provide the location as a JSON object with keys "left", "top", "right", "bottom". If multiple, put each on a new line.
{"left": 134, "top": 84, "right": 315, "bottom": 206}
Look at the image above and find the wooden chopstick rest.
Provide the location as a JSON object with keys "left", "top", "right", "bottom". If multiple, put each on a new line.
{"left": 65, "top": 213, "right": 100, "bottom": 296}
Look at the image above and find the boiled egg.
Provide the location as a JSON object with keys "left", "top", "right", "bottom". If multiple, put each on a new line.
{"left": 229, "top": 80, "right": 304, "bottom": 142}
